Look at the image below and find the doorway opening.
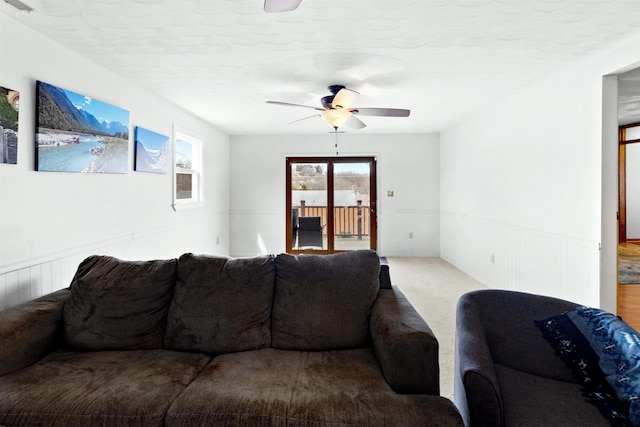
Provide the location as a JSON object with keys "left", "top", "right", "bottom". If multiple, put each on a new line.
{"left": 616, "top": 85, "right": 640, "bottom": 329}
{"left": 618, "top": 122, "right": 640, "bottom": 245}
{"left": 286, "top": 157, "right": 377, "bottom": 254}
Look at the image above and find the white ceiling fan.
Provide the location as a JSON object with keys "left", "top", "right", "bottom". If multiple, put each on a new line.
{"left": 266, "top": 85, "right": 411, "bottom": 131}
{"left": 264, "top": 0, "right": 302, "bottom": 13}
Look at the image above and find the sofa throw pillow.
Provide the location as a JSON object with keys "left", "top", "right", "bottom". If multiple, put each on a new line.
{"left": 163, "top": 253, "right": 275, "bottom": 354}
{"left": 272, "top": 250, "right": 380, "bottom": 350}
{"left": 63, "top": 255, "right": 177, "bottom": 351}
{"left": 536, "top": 307, "right": 640, "bottom": 427}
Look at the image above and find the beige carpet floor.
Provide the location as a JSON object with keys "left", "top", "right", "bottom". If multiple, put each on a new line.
{"left": 386, "top": 257, "right": 486, "bottom": 400}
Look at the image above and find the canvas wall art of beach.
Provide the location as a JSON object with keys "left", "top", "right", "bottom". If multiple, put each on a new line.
{"left": 35, "top": 81, "right": 130, "bottom": 173}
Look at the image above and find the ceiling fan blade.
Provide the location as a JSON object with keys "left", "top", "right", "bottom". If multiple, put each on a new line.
{"left": 289, "top": 114, "right": 321, "bottom": 125}
{"left": 351, "top": 108, "right": 410, "bottom": 117}
{"left": 266, "top": 100, "right": 324, "bottom": 111}
{"left": 332, "top": 88, "right": 359, "bottom": 110}
{"left": 345, "top": 115, "right": 366, "bottom": 130}
{"left": 264, "top": 0, "right": 302, "bottom": 13}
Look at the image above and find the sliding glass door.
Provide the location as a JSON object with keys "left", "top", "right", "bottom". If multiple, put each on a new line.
{"left": 286, "top": 157, "right": 376, "bottom": 254}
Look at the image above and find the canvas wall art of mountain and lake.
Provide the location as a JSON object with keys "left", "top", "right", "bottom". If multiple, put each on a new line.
{"left": 134, "top": 126, "right": 170, "bottom": 174}
{"left": 35, "top": 81, "right": 129, "bottom": 173}
{"left": 0, "top": 86, "right": 19, "bottom": 165}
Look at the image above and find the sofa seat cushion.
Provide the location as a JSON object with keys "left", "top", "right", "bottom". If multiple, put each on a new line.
{"left": 495, "top": 364, "right": 611, "bottom": 427}
{"left": 166, "top": 348, "right": 463, "bottom": 426}
{"left": 164, "top": 253, "right": 275, "bottom": 354}
{"left": 272, "top": 250, "right": 380, "bottom": 350}
{"left": 0, "top": 348, "right": 210, "bottom": 427}
{"left": 63, "top": 255, "right": 177, "bottom": 350}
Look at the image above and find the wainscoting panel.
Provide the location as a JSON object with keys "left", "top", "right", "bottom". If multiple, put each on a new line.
{"left": 377, "top": 208, "right": 440, "bottom": 257}
{"left": 229, "top": 208, "right": 441, "bottom": 258}
{"left": 440, "top": 212, "right": 601, "bottom": 306}
{"left": 229, "top": 210, "right": 283, "bottom": 257}
{"left": 0, "top": 214, "right": 226, "bottom": 310}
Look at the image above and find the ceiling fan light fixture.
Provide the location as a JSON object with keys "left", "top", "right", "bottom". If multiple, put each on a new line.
{"left": 266, "top": 84, "right": 409, "bottom": 131}
{"left": 321, "top": 109, "right": 352, "bottom": 130}
{"left": 264, "top": 0, "right": 301, "bottom": 13}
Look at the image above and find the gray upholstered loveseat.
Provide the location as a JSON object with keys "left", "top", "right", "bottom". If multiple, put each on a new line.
{"left": 454, "top": 289, "right": 636, "bottom": 427}
{"left": 0, "top": 250, "right": 462, "bottom": 426}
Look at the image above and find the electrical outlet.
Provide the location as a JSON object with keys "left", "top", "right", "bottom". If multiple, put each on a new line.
{"left": 409, "top": 232, "right": 414, "bottom": 239}
{"left": 387, "top": 190, "right": 394, "bottom": 197}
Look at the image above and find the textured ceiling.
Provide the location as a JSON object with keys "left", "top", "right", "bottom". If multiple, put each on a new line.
{"left": 3, "top": 0, "right": 640, "bottom": 134}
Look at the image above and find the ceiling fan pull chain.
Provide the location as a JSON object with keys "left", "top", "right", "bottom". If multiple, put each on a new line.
{"left": 334, "top": 131, "right": 339, "bottom": 156}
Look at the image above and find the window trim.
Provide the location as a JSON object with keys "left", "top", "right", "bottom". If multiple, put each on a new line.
{"left": 172, "top": 127, "right": 204, "bottom": 211}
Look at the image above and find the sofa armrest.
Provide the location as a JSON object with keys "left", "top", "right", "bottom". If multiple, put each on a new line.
{"left": 454, "top": 293, "right": 503, "bottom": 427}
{"left": 370, "top": 286, "right": 439, "bottom": 395}
{"left": 0, "top": 288, "right": 70, "bottom": 376}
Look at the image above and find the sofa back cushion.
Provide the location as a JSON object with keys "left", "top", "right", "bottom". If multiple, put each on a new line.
{"left": 63, "top": 255, "right": 177, "bottom": 350}
{"left": 272, "top": 250, "right": 380, "bottom": 350}
{"left": 164, "top": 253, "right": 275, "bottom": 354}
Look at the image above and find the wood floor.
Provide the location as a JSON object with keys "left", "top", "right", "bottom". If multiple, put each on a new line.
{"left": 618, "top": 284, "right": 640, "bottom": 330}
{"left": 618, "top": 243, "right": 640, "bottom": 330}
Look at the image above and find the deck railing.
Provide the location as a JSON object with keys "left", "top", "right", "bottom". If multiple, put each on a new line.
{"left": 295, "top": 202, "right": 370, "bottom": 238}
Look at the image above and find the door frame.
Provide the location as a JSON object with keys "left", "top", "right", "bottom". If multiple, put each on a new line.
{"left": 619, "top": 122, "right": 640, "bottom": 243}
{"left": 286, "top": 156, "right": 377, "bottom": 254}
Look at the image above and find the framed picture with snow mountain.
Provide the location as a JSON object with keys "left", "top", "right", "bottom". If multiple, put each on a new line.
{"left": 134, "top": 126, "right": 170, "bottom": 174}
{"left": 0, "top": 85, "right": 19, "bottom": 165}
{"left": 35, "top": 81, "right": 130, "bottom": 173}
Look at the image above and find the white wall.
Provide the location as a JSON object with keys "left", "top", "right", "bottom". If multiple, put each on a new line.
{"left": 0, "top": 13, "right": 231, "bottom": 310}
{"left": 229, "top": 133, "right": 439, "bottom": 257}
{"left": 440, "top": 33, "right": 640, "bottom": 310}
{"left": 6, "top": 8, "right": 640, "bottom": 314}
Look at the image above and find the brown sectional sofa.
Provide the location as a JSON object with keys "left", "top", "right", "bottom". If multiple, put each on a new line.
{"left": 0, "top": 250, "right": 462, "bottom": 426}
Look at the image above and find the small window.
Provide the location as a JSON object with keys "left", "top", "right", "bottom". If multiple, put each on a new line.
{"left": 176, "top": 173, "right": 193, "bottom": 199}
{"left": 173, "top": 129, "right": 203, "bottom": 209}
